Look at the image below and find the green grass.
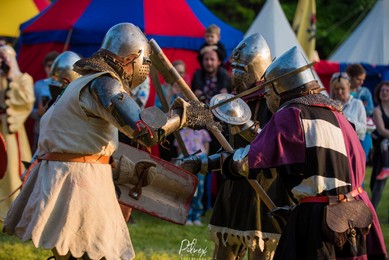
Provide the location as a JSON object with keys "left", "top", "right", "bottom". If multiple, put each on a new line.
{"left": 0, "top": 210, "right": 214, "bottom": 260}
{"left": 0, "top": 167, "right": 387, "bottom": 259}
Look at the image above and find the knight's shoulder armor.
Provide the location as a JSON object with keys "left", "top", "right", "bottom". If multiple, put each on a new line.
{"left": 89, "top": 75, "right": 122, "bottom": 109}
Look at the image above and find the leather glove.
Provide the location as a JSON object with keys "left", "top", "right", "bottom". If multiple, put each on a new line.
{"left": 169, "top": 97, "right": 189, "bottom": 129}
{"left": 129, "top": 160, "right": 157, "bottom": 200}
{"left": 133, "top": 160, "right": 157, "bottom": 186}
{"left": 112, "top": 155, "right": 156, "bottom": 186}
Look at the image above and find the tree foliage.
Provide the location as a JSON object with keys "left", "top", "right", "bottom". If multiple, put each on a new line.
{"left": 202, "top": 0, "right": 376, "bottom": 59}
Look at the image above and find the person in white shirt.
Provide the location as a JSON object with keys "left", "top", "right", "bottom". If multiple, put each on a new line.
{"left": 331, "top": 72, "right": 367, "bottom": 141}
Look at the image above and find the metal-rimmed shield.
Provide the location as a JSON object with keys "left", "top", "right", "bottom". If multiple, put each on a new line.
{"left": 210, "top": 93, "right": 252, "bottom": 125}
{"left": 0, "top": 133, "right": 7, "bottom": 179}
{"left": 113, "top": 142, "right": 198, "bottom": 225}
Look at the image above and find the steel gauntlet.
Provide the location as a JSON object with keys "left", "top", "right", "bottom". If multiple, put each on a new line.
{"left": 174, "top": 151, "right": 232, "bottom": 175}
{"left": 134, "top": 105, "right": 186, "bottom": 147}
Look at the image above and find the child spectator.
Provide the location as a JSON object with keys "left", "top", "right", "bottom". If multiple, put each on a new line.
{"left": 197, "top": 24, "right": 227, "bottom": 65}
{"left": 174, "top": 127, "right": 211, "bottom": 226}
{"left": 155, "top": 60, "right": 188, "bottom": 110}
{"left": 155, "top": 60, "right": 189, "bottom": 162}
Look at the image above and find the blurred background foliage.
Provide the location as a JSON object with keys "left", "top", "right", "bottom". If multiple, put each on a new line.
{"left": 202, "top": 0, "right": 376, "bottom": 60}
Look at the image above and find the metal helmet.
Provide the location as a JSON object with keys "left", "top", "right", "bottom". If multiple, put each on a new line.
{"left": 100, "top": 23, "right": 151, "bottom": 91}
{"left": 49, "top": 51, "right": 81, "bottom": 87}
{"left": 230, "top": 33, "right": 272, "bottom": 93}
{"left": 264, "top": 46, "right": 316, "bottom": 95}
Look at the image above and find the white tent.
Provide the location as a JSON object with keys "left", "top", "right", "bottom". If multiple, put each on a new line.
{"left": 245, "top": 0, "right": 306, "bottom": 59}
{"left": 329, "top": 0, "right": 389, "bottom": 65}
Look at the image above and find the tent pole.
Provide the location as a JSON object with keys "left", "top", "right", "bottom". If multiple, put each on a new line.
{"left": 63, "top": 28, "right": 73, "bottom": 51}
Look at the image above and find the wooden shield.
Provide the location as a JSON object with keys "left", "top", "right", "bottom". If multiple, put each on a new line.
{"left": 113, "top": 142, "right": 198, "bottom": 225}
{"left": 0, "top": 133, "right": 7, "bottom": 179}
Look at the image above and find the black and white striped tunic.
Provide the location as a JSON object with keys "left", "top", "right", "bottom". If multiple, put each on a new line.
{"left": 248, "top": 94, "right": 387, "bottom": 259}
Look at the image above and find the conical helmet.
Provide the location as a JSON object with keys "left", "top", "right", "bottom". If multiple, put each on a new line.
{"left": 100, "top": 23, "right": 151, "bottom": 91}
{"left": 49, "top": 51, "right": 81, "bottom": 87}
{"left": 264, "top": 46, "right": 316, "bottom": 94}
{"left": 230, "top": 33, "right": 272, "bottom": 93}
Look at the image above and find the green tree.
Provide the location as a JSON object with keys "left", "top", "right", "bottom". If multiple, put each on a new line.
{"left": 203, "top": 0, "right": 376, "bottom": 59}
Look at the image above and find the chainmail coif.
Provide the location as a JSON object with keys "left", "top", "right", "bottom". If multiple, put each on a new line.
{"left": 281, "top": 93, "right": 343, "bottom": 112}
{"left": 73, "top": 51, "right": 130, "bottom": 88}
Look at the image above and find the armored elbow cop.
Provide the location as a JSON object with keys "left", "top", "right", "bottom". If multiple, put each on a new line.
{"left": 223, "top": 145, "right": 250, "bottom": 180}
{"left": 174, "top": 146, "right": 250, "bottom": 180}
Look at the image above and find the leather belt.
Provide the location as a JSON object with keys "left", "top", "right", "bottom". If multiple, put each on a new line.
{"left": 300, "top": 186, "right": 364, "bottom": 204}
{"left": 38, "top": 152, "right": 111, "bottom": 164}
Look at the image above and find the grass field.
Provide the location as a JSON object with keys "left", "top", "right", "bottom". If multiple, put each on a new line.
{"left": 0, "top": 167, "right": 387, "bottom": 260}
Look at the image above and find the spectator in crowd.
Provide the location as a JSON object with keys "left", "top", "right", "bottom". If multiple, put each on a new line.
{"left": 192, "top": 47, "right": 232, "bottom": 206}
{"left": 155, "top": 60, "right": 188, "bottom": 162}
{"left": 131, "top": 76, "right": 150, "bottom": 110}
{"left": 29, "top": 51, "right": 59, "bottom": 151}
{"left": 346, "top": 64, "right": 374, "bottom": 161}
{"left": 155, "top": 60, "right": 188, "bottom": 112}
{"left": 174, "top": 127, "right": 211, "bottom": 226}
{"left": 192, "top": 47, "right": 231, "bottom": 106}
{"left": 197, "top": 24, "right": 227, "bottom": 66}
{"left": 0, "top": 45, "right": 34, "bottom": 220}
{"left": 330, "top": 72, "right": 367, "bottom": 141}
{"left": 370, "top": 81, "right": 389, "bottom": 209}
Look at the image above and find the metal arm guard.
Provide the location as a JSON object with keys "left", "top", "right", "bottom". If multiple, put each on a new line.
{"left": 173, "top": 153, "right": 206, "bottom": 174}
{"left": 228, "top": 145, "right": 250, "bottom": 179}
{"left": 207, "top": 152, "right": 230, "bottom": 172}
{"left": 90, "top": 76, "right": 141, "bottom": 138}
{"left": 233, "top": 120, "right": 261, "bottom": 143}
{"left": 174, "top": 151, "right": 232, "bottom": 175}
{"left": 90, "top": 76, "right": 185, "bottom": 147}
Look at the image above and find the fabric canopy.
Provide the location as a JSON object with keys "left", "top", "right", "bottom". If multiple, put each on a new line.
{"left": 329, "top": 0, "right": 389, "bottom": 65}
{"left": 17, "top": 0, "right": 244, "bottom": 87}
{"left": 0, "top": 0, "right": 50, "bottom": 38}
{"left": 19, "top": 0, "right": 244, "bottom": 157}
{"left": 245, "top": 0, "right": 306, "bottom": 59}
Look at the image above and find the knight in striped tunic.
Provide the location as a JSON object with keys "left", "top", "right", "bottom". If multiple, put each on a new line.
{"left": 243, "top": 46, "right": 387, "bottom": 259}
